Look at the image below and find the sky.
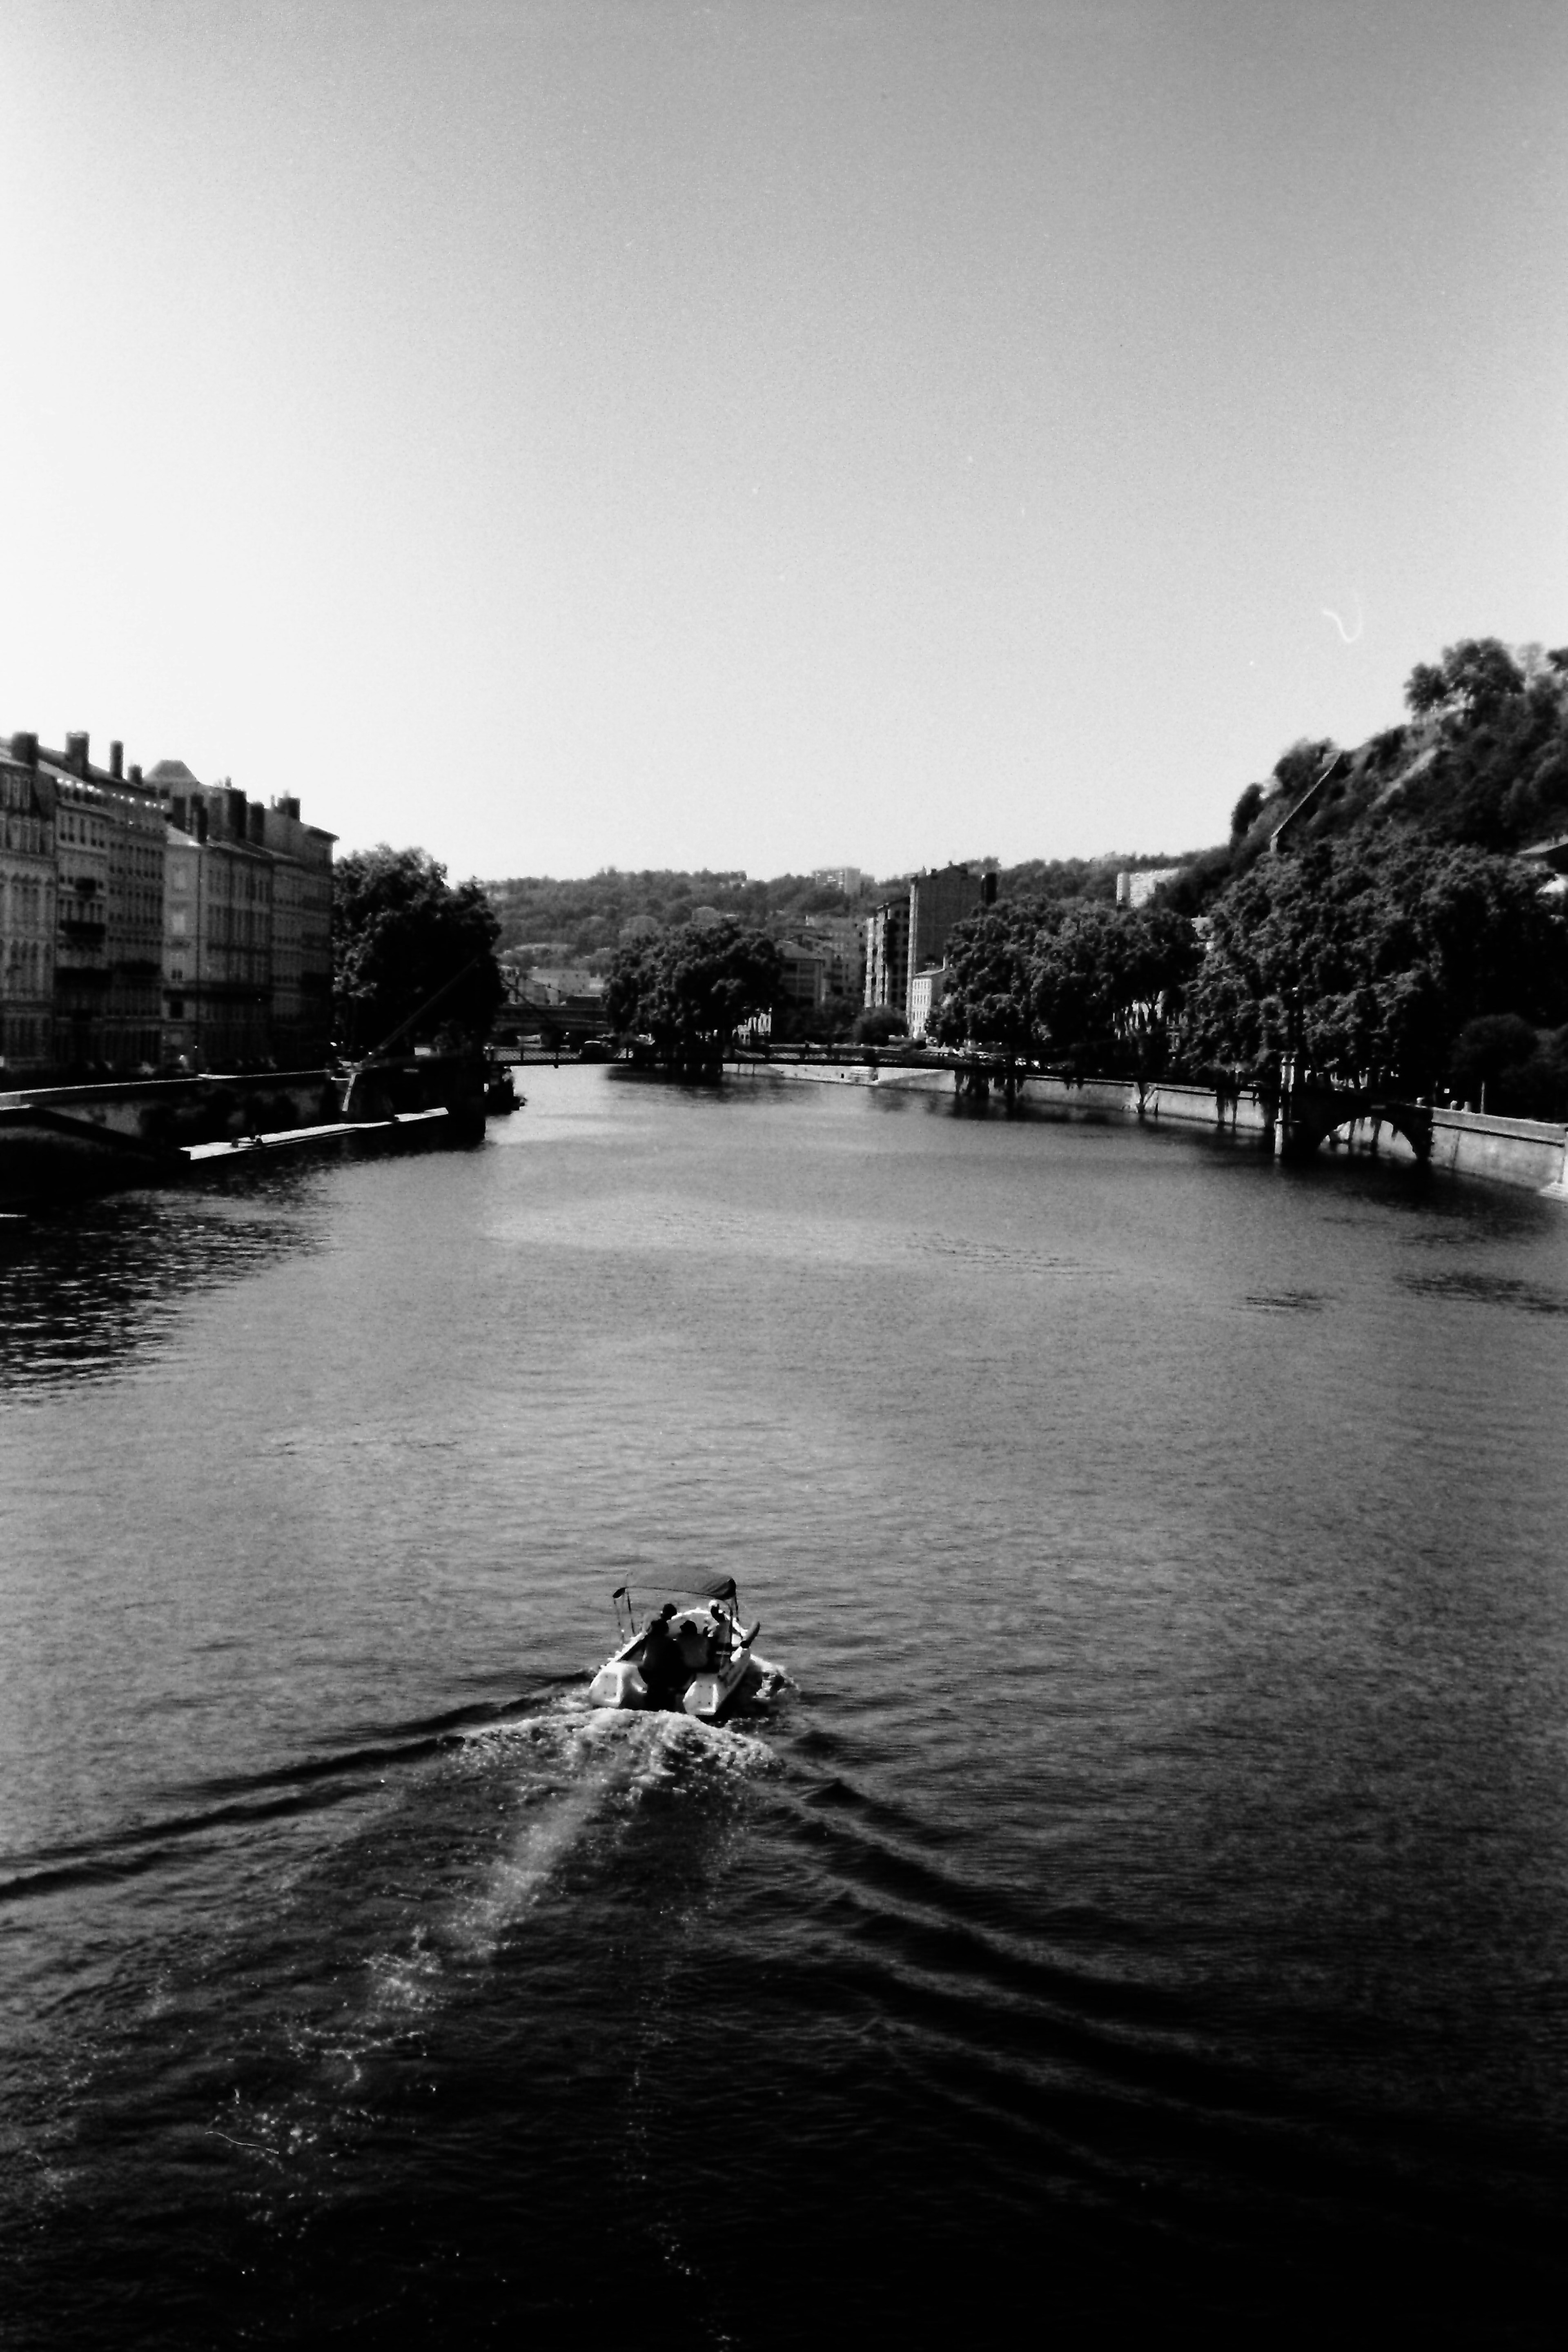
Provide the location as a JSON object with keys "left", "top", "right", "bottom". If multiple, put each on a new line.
{"left": 1, "top": 1, "right": 1564, "bottom": 882}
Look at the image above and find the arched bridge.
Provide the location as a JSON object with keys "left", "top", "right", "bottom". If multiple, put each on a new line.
{"left": 1274, "top": 1080, "right": 1432, "bottom": 1163}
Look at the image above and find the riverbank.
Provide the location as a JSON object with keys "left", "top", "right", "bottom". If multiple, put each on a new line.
{"left": 736, "top": 1060, "right": 1568, "bottom": 1198}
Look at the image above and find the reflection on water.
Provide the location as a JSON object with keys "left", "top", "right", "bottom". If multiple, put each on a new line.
{"left": 2, "top": 1071, "right": 1566, "bottom": 2346}
{"left": 0, "top": 1176, "right": 323, "bottom": 1393}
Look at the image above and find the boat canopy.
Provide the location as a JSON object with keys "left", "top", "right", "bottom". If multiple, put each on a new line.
{"left": 611, "top": 1573, "right": 737, "bottom": 1604}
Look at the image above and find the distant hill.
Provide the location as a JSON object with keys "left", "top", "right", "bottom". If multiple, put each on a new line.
{"left": 483, "top": 851, "right": 1207, "bottom": 961}
{"left": 481, "top": 870, "right": 878, "bottom": 963}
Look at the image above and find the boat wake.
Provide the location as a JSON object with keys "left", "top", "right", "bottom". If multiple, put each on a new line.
{"left": 0, "top": 1682, "right": 784, "bottom": 2256}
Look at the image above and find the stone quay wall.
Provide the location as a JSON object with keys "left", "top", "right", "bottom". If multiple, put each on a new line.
{"left": 741, "top": 1061, "right": 1568, "bottom": 1198}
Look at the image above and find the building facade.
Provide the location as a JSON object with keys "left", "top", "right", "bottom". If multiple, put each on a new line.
{"left": 794, "top": 914, "right": 865, "bottom": 1004}
{"left": 864, "top": 864, "right": 988, "bottom": 1026}
{"left": 1, "top": 731, "right": 337, "bottom": 1077}
{"left": 1115, "top": 866, "right": 1184, "bottom": 909}
{"left": 908, "top": 966, "right": 951, "bottom": 1039}
{"left": 0, "top": 739, "right": 56, "bottom": 1076}
{"left": 262, "top": 796, "right": 336, "bottom": 1063}
{"left": 154, "top": 778, "right": 275, "bottom": 1069}
{"left": 863, "top": 893, "right": 912, "bottom": 1018}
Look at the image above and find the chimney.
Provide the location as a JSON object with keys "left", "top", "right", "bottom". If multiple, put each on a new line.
{"left": 10, "top": 731, "right": 38, "bottom": 768}
{"left": 247, "top": 800, "right": 265, "bottom": 845}
{"left": 65, "top": 730, "right": 89, "bottom": 777}
{"left": 225, "top": 786, "right": 246, "bottom": 840}
{"left": 109, "top": 740, "right": 123, "bottom": 780}
{"left": 129, "top": 763, "right": 143, "bottom": 786}
{"left": 170, "top": 796, "right": 188, "bottom": 833}
{"left": 982, "top": 871, "right": 998, "bottom": 906}
{"left": 194, "top": 800, "right": 209, "bottom": 844}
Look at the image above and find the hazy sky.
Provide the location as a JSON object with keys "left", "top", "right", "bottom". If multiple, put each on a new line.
{"left": 2, "top": 1, "right": 1564, "bottom": 881}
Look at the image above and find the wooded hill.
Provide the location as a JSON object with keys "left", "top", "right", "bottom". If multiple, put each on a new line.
{"left": 1165, "top": 637, "right": 1568, "bottom": 915}
{"left": 483, "top": 853, "right": 1190, "bottom": 961}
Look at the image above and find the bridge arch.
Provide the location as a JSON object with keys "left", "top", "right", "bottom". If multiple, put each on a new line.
{"left": 1277, "top": 1084, "right": 1432, "bottom": 1163}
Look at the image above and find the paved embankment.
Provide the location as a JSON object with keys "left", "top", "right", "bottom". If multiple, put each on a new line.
{"left": 738, "top": 1061, "right": 1568, "bottom": 1198}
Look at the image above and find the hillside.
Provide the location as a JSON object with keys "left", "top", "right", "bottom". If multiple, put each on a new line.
{"left": 483, "top": 851, "right": 1193, "bottom": 962}
{"left": 1165, "top": 637, "right": 1568, "bottom": 914}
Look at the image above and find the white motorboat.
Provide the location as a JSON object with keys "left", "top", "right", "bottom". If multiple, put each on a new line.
{"left": 588, "top": 1574, "right": 760, "bottom": 1723}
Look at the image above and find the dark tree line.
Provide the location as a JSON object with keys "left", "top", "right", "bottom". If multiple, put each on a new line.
{"left": 1186, "top": 835, "right": 1568, "bottom": 1100}
{"left": 934, "top": 837, "right": 1568, "bottom": 1116}
{"left": 935, "top": 899, "right": 1200, "bottom": 1095}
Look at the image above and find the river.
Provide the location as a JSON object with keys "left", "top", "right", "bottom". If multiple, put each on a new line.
{"left": 2, "top": 1067, "right": 1566, "bottom": 2345}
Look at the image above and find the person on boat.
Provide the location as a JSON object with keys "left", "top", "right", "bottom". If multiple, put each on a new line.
{"left": 675, "top": 1617, "right": 711, "bottom": 1673}
{"left": 708, "top": 1606, "right": 760, "bottom": 1661}
{"left": 639, "top": 1604, "right": 681, "bottom": 1699}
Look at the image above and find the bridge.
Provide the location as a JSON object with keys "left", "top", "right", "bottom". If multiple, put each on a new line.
{"left": 1269, "top": 1076, "right": 1433, "bottom": 1163}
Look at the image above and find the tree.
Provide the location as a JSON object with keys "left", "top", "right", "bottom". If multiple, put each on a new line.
{"left": 1231, "top": 782, "right": 1266, "bottom": 840}
{"left": 1404, "top": 637, "right": 1526, "bottom": 722}
{"left": 934, "top": 900, "right": 1044, "bottom": 1060}
{"left": 605, "top": 917, "right": 780, "bottom": 1074}
{"left": 850, "top": 1005, "right": 908, "bottom": 1046}
{"left": 1186, "top": 835, "right": 1568, "bottom": 1096}
{"left": 1027, "top": 901, "right": 1201, "bottom": 1087}
{"left": 936, "top": 897, "right": 1200, "bottom": 1087}
{"left": 334, "top": 846, "right": 504, "bottom": 1056}
{"left": 1446, "top": 1014, "right": 1539, "bottom": 1111}
{"left": 1272, "top": 737, "right": 1339, "bottom": 799}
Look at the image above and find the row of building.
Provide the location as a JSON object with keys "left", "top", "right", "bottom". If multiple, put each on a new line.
{"left": 0, "top": 731, "right": 334, "bottom": 1080}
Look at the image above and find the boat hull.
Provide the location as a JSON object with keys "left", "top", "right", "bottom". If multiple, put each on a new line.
{"left": 588, "top": 1642, "right": 755, "bottom": 1720}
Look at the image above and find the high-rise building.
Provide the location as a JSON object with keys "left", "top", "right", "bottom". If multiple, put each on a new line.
{"left": 863, "top": 864, "right": 989, "bottom": 1024}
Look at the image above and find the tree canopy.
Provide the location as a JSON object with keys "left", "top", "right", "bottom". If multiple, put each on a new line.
{"left": 935, "top": 898, "right": 1200, "bottom": 1082}
{"left": 1186, "top": 836, "right": 1568, "bottom": 1095}
{"left": 333, "top": 846, "right": 505, "bottom": 1056}
{"left": 605, "top": 917, "right": 781, "bottom": 1073}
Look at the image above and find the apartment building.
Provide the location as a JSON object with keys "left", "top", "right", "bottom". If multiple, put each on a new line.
{"left": 0, "top": 728, "right": 339, "bottom": 1076}
{"left": 262, "top": 796, "right": 336, "bottom": 1063}
{"left": 6, "top": 731, "right": 167, "bottom": 1071}
{"left": 0, "top": 737, "right": 56, "bottom": 1075}
{"left": 864, "top": 864, "right": 991, "bottom": 1026}
{"left": 151, "top": 770, "right": 275, "bottom": 1069}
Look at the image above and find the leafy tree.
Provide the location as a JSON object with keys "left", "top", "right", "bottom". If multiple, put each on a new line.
{"left": 1403, "top": 662, "right": 1449, "bottom": 717}
{"left": 1186, "top": 836, "right": 1568, "bottom": 1096}
{"left": 1446, "top": 1014, "right": 1540, "bottom": 1111}
{"left": 605, "top": 917, "right": 780, "bottom": 1074}
{"left": 1404, "top": 637, "right": 1526, "bottom": 722}
{"left": 1026, "top": 901, "right": 1201, "bottom": 1087}
{"left": 334, "top": 846, "right": 504, "bottom": 1056}
{"left": 934, "top": 899, "right": 1044, "bottom": 1059}
{"left": 937, "top": 898, "right": 1200, "bottom": 1087}
{"left": 1272, "top": 737, "right": 1339, "bottom": 799}
{"left": 1231, "top": 782, "right": 1266, "bottom": 840}
{"left": 850, "top": 1005, "right": 909, "bottom": 1046}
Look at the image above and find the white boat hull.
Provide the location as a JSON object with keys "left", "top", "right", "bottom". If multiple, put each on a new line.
{"left": 681, "top": 1645, "right": 755, "bottom": 1722}
{"left": 588, "top": 1637, "right": 755, "bottom": 1720}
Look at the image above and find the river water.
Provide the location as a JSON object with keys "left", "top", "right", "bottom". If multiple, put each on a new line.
{"left": 2, "top": 1067, "right": 1566, "bottom": 2345}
